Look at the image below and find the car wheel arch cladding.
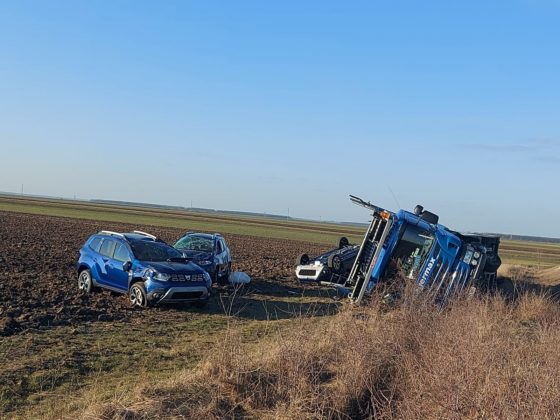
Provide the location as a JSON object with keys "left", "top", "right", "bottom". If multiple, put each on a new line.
{"left": 77, "top": 264, "right": 90, "bottom": 274}
{"left": 78, "top": 266, "right": 96, "bottom": 287}
{"left": 128, "top": 266, "right": 149, "bottom": 289}
{"left": 128, "top": 276, "right": 145, "bottom": 290}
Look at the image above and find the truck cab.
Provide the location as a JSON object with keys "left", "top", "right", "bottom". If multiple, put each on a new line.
{"left": 326, "top": 196, "right": 501, "bottom": 304}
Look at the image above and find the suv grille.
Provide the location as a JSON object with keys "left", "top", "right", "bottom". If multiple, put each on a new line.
{"left": 299, "top": 269, "right": 317, "bottom": 276}
{"left": 169, "top": 274, "right": 206, "bottom": 282}
{"left": 171, "top": 291, "right": 204, "bottom": 300}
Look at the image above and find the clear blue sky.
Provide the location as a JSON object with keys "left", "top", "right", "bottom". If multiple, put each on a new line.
{"left": 1, "top": 1, "right": 559, "bottom": 237}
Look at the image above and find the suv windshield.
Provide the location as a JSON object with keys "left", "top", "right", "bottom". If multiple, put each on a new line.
{"left": 130, "top": 241, "right": 184, "bottom": 262}
{"left": 392, "top": 225, "right": 435, "bottom": 279}
{"left": 175, "top": 236, "right": 214, "bottom": 252}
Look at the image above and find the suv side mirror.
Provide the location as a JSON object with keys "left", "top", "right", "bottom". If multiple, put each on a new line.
{"left": 123, "top": 261, "right": 132, "bottom": 272}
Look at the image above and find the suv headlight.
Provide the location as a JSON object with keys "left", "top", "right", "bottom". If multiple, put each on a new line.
{"left": 154, "top": 272, "right": 171, "bottom": 281}
{"left": 146, "top": 269, "right": 170, "bottom": 282}
{"left": 197, "top": 260, "right": 213, "bottom": 266}
{"left": 203, "top": 272, "right": 211, "bottom": 282}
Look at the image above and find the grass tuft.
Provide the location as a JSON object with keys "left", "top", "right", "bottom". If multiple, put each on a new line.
{"left": 85, "top": 287, "right": 560, "bottom": 419}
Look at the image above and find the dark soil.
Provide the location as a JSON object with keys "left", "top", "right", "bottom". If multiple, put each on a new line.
{"left": 0, "top": 211, "right": 331, "bottom": 336}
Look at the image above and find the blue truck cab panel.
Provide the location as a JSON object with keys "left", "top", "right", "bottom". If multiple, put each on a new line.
{"left": 350, "top": 195, "right": 501, "bottom": 301}
{"left": 310, "top": 196, "right": 501, "bottom": 305}
{"left": 367, "top": 210, "right": 468, "bottom": 290}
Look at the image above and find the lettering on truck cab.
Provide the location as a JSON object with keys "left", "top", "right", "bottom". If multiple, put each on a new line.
{"left": 420, "top": 257, "right": 437, "bottom": 286}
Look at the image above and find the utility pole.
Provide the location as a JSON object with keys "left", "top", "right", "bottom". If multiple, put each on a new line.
{"left": 21, "top": 184, "right": 23, "bottom": 196}
{"left": 287, "top": 208, "right": 290, "bottom": 221}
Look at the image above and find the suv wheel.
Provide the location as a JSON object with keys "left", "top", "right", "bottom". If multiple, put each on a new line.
{"left": 328, "top": 254, "right": 344, "bottom": 273}
{"left": 220, "top": 262, "right": 232, "bottom": 282}
{"left": 296, "top": 253, "right": 310, "bottom": 266}
{"left": 129, "top": 283, "right": 148, "bottom": 307}
{"left": 78, "top": 269, "right": 94, "bottom": 293}
{"left": 338, "top": 237, "right": 349, "bottom": 249}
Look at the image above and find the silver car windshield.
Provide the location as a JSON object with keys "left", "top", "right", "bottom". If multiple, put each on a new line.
{"left": 175, "top": 236, "right": 214, "bottom": 252}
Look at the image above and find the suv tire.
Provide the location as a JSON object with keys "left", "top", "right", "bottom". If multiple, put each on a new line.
{"left": 328, "top": 254, "right": 344, "bottom": 273}
{"left": 296, "top": 253, "right": 310, "bottom": 266}
{"left": 78, "top": 269, "right": 94, "bottom": 293}
{"left": 129, "top": 283, "right": 148, "bottom": 308}
{"left": 220, "top": 262, "right": 232, "bottom": 282}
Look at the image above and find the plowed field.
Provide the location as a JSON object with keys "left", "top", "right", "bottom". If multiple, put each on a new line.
{"left": 0, "top": 211, "right": 332, "bottom": 336}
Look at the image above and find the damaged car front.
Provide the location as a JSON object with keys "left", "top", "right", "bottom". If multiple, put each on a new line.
{"left": 128, "top": 239, "right": 212, "bottom": 307}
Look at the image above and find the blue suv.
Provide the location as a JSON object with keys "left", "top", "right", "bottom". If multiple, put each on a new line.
{"left": 77, "top": 230, "right": 212, "bottom": 307}
{"left": 174, "top": 232, "right": 232, "bottom": 282}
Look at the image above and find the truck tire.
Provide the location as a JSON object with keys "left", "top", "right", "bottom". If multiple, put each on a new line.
{"left": 484, "top": 271, "right": 498, "bottom": 292}
{"left": 296, "top": 253, "right": 310, "bottom": 266}
{"left": 338, "top": 236, "right": 349, "bottom": 249}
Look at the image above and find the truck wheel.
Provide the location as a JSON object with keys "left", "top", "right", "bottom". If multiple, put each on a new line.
{"left": 338, "top": 237, "right": 349, "bottom": 249}
{"left": 484, "top": 272, "right": 498, "bottom": 292}
{"left": 78, "top": 269, "right": 94, "bottom": 293}
{"left": 296, "top": 253, "right": 310, "bottom": 266}
{"left": 328, "top": 254, "right": 344, "bottom": 273}
{"left": 129, "top": 283, "right": 148, "bottom": 308}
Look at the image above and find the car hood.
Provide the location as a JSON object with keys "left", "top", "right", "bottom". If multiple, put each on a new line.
{"left": 178, "top": 250, "right": 214, "bottom": 261}
{"left": 143, "top": 260, "right": 204, "bottom": 274}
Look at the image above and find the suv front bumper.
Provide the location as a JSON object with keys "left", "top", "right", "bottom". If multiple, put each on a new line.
{"left": 148, "top": 286, "right": 210, "bottom": 303}
{"left": 295, "top": 263, "right": 326, "bottom": 282}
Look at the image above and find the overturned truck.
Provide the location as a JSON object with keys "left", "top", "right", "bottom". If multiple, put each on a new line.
{"left": 296, "top": 195, "right": 501, "bottom": 304}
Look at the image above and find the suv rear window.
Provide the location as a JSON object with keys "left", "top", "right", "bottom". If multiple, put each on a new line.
{"left": 89, "top": 237, "right": 102, "bottom": 252}
{"left": 99, "top": 239, "right": 117, "bottom": 258}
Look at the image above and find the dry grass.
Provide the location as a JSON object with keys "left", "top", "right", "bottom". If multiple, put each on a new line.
{"left": 85, "top": 287, "right": 560, "bottom": 419}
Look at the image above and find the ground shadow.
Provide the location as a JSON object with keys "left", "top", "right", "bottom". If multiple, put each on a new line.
{"left": 496, "top": 277, "right": 560, "bottom": 302}
{"left": 210, "top": 277, "right": 342, "bottom": 321}
{"left": 159, "top": 277, "right": 342, "bottom": 321}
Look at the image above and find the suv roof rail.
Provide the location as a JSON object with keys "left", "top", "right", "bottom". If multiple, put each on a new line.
{"left": 99, "top": 230, "right": 125, "bottom": 238}
{"left": 213, "top": 232, "right": 223, "bottom": 237}
{"left": 133, "top": 230, "right": 157, "bottom": 240}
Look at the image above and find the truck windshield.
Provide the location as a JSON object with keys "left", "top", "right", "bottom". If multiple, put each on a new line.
{"left": 392, "top": 225, "right": 435, "bottom": 279}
